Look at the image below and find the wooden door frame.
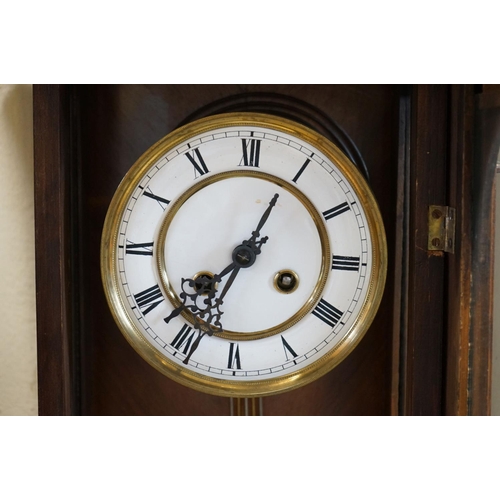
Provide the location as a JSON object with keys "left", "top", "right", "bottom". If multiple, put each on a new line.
{"left": 34, "top": 85, "right": 77, "bottom": 415}
{"left": 33, "top": 84, "right": 497, "bottom": 415}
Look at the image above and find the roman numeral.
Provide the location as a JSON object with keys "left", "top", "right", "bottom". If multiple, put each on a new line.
{"left": 125, "top": 241, "right": 154, "bottom": 256}
{"left": 332, "top": 255, "right": 360, "bottom": 271}
{"left": 227, "top": 342, "right": 241, "bottom": 371}
{"left": 170, "top": 324, "right": 195, "bottom": 355}
{"left": 281, "top": 335, "right": 298, "bottom": 362}
{"left": 133, "top": 284, "right": 164, "bottom": 315}
{"left": 142, "top": 188, "right": 170, "bottom": 210}
{"left": 292, "top": 158, "right": 311, "bottom": 183}
{"left": 240, "top": 137, "right": 261, "bottom": 167}
{"left": 185, "top": 147, "right": 209, "bottom": 177}
{"left": 312, "top": 298, "right": 343, "bottom": 328}
{"left": 322, "top": 202, "right": 350, "bottom": 221}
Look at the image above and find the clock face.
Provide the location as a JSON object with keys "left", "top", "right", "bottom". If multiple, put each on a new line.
{"left": 101, "top": 113, "right": 387, "bottom": 397}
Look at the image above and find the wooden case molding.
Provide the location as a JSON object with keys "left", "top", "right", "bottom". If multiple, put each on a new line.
{"left": 33, "top": 84, "right": 498, "bottom": 415}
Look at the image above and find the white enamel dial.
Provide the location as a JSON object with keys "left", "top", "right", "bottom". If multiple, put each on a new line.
{"left": 101, "top": 113, "right": 387, "bottom": 396}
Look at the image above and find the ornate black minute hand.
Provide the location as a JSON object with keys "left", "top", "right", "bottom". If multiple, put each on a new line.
{"left": 164, "top": 193, "right": 279, "bottom": 364}
{"left": 247, "top": 193, "right": 279, "bottom": 244}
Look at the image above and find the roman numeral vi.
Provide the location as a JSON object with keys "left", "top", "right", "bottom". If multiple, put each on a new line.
{"left": 227, "top": 342, "right": 241, "bottom": 371}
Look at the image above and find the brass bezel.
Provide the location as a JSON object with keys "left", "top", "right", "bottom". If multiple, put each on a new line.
{"left": 101, "top": 112, "right": 388, "bottom": 397}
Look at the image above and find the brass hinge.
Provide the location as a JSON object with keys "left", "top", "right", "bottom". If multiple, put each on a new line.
{"left": 428, "top": 205, "right": 456, "bottom": 253}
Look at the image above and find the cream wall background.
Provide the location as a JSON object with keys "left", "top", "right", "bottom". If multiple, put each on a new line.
{"left": 0, "top": 84, "right": 37, "bottom": 415}
{"left": 0, "top": 85, "right": 498, "bottom": 416}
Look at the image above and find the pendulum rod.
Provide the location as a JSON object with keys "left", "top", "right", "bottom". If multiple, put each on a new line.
{"left": 229, "top": 397, "right": 263, "bottom": 416}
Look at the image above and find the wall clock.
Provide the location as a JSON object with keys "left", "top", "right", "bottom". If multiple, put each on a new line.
{"left": 101, "top": 112, "right": 387, "bottom": 397}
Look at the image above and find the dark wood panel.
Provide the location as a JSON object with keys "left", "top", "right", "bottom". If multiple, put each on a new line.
{"left": 391, "top": 87, "right": 411, "bottom": 415}
{"left": 33, "top": 85, "right": 76, "bottom": 415}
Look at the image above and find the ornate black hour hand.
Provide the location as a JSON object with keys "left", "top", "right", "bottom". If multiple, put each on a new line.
{"left": 163, "top": 261, "right": 234, "bottom": 328}
{"left": 163, "top": 267, "right": 230, "bottom": 365}
{"left": 164, "top": 193, "right": 279, "bottom": 364}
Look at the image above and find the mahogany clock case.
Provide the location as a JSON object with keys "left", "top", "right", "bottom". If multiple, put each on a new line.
{"left": 33, "top": 84, "right": 498, "bottom": 415}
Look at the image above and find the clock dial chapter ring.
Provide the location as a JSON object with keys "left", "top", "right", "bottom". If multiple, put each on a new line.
{"left": 156, "top": 170, "right": 331, "bottom": 341}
